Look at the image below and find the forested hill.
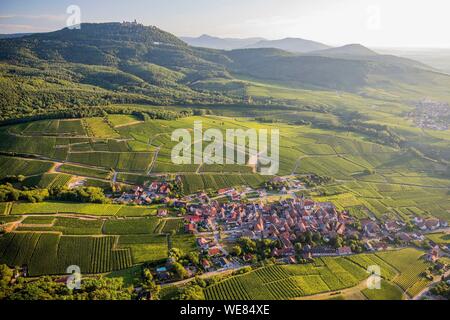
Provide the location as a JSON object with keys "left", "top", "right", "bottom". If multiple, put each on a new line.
{"left": 1, "top": 22, "right": 450, "bottom": 122}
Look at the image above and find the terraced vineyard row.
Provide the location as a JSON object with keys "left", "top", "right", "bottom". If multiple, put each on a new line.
{"left": 205, "top": 257, "right": 369, "bottom": 300}
{"left": 254, "top": 265, "right": 291, "bottom": 283}
{"left": 204, "top": 277, "right": 251, "bottom": 300}
{"left": 375, "top": 248, "right": 432, "bottom": 298}
{"left": 347, "top": 254, "right": 398, "bottom": 280}
{"left": 181, "top": 174, "right": 269, "bottom": 194}
{"left": 0, "top": 232, "right": 133, "bottom": 276}
{"left": 264, "top": 278, "right": 304, "bottom": 299}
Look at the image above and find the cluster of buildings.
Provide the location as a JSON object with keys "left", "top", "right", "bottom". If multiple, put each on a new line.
{"left": 410, "top": 100, "right": 450, "bottom": 131}
{"left": 183, "top": 196, "right": 357, "bottom": 260}
{"left": 113, "top": 181, "right": 173, "bottom": 205}
{"left": 359, "top": 215, "right": 449, "bottom": 252}
{"left": 413, "top": 217, "right": 448, "bottom": 231}
{"left": 182, "top": 191, "right": 450, "bottom": 264}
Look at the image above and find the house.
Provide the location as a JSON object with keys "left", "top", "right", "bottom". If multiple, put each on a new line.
{"left": 218, "top": 188, "right": 234, "bottom": 195}
{"left": 336, "top": 246, "right": 352, "bottom": 256}
{"left": 197, "top": 237, "right": 210, "bottom": 249}
{"left": 149, "top": 182, "right": 159, "bottom": 192}
{"left": 218, "top": 257, "right": 231, "bottom": 268}
{"left": 173, "top": 201, "right": 187, "bottom": 208}
{"left": 202, "top": 259, "right": 212, "bottom": 271}
{"left": 185, "top": 215, "right": 202, "bottom": 223}
{"left": 425, "top": 246, "right": 440, "bottom": 262}
{"left": 308, "top": 246, "right": 336, "bottom": 257}
{"left": 364, "top": 242, "right": 374, "bottom": 251}
{"left": 288, "top": 256, "right": 297, "bottom": 264}
{"left": 396, "top": 232, "right": 412, "bottom": 243}
{"left": 208, "top": 247, "right": 222, "bottom": 256}
{"left": 371, "top": 241, "right": 388, "bottom": 251}
{"left": 364, "top": 222, "right": 380, "bottom": 237}
{"left": 425, "top": 218, "right": 440, "bottom": 231}
{"left": 157, "top": 209, "right": 168, "bottom": 217}
{"left": 385, "top": 221, "right": 401, "bottom": 233}
{"left": 185, "top": 223, "right": 196, "bottom": 234}
{"left": 243, "top": 253, "right": 254, "bottom": 262}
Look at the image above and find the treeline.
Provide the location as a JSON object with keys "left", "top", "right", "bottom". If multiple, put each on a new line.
{"left": 0, "top": 104, "right": 193, "bottom": 126}
{"left": 0, "top": 265, "right": 132, "bottom": 300}
{"left": 0, "top": 183, "right": 109, "bottom": 204}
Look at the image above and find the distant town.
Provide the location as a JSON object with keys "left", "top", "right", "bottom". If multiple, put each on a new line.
{"left": 409, "top": 100, "right": 450, "bottom": 131}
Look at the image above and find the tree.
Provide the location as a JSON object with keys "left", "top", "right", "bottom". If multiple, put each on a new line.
{"left": 169, "top": 248, "right": 184, "bottom": 261}
{"left": 237, "top": 237, "right": 256, "bottom": 254}
{"left": 177, "top": 284, "right": 205, "bottom": 300}
{"left": 3, "top": 276, "right": 132, "bottom": 300}
{"left": 312, "top": 232, "right": 322, "bottom": 243}
{"left": 330, "top": 236, "right": 344, "bottom": 249}
{"left": 172, "top": 262, "right": 188, "bottom": 280}
{"left": 187, "top": 252, "right": 200, "bottom": 265}
{"left": 0, "top": 264, "right": 13, "bottom": 288}
{"left": 141, "top": 268, "right": 160, "bottom": 300}
{"left": 231, "top": 245, "right": 242, "bottom": 256}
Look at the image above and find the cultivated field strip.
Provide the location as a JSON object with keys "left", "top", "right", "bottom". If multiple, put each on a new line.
{"left": 204, "top": 257, "right": 369, "bottom": 300}
{"left": 0, "top": 232, "right": 133, "bottom": 276}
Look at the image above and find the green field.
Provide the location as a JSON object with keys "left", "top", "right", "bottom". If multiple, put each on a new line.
{"left": 0, "top": 156, "right": 53, "bottom": 179}
{"left": 203, "top": 248, "right": 431, "bottom": 300}
{"left": 103, "top": 217, "right": 160, "bottom": 235}
{"left": 204, "top": 258, "right": 370, "bottom": 300}
{"left": 426, "top": 232, "right": 450, "bottom": 244}
{"left": 10, "top": 202, "right": 157, "bottom": 217}
{"left": 0, "top": 232, "right": 133, "bottom": 276}
{"left": 375, "top": 248, "right": 432, "bottom": 297}
{"left": 2, "top": 113, "right": 448, "bottom": 223}
{"left": 58, "top": 164, "right": 111, "bottom": 180}
{"left": 361, "top": 279, "right": 403, "bottom": 300}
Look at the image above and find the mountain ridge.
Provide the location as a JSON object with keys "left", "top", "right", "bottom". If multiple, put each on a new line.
{"left": 181, "top": 34, "right": 331, "bottom": 53}
{"left": 0, "top": 22, "right": 449, "bottom": 122}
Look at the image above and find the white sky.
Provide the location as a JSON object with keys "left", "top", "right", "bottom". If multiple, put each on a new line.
{"left": 1, "top": 0, "right": 449, "bottom": 48}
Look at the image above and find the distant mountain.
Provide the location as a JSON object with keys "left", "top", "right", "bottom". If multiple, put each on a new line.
{"left": 1, "top": 22, "right": 449, "bottom": 122}
{"left": 0, "top": 33, "right": 33, "bottom": 39}
{"left": 310, "top": 43, "right": 431, "bottom": 70}
{"left": 181, "top": 35, "right": 330, "bottom": 53}
{"left": 180, "top": 34, "right": 264, "bottom": 50}
{"left": 311, "top": 44, "right": 378, "bottom": 57}
{"left": 245, "top": 37, "right": 331, "bottom": 53}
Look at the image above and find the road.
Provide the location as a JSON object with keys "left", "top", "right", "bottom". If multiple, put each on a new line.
{"left": 412, "top": 269, "right": 450, "bottom": 300}
{"left": 160, "top": 265, "right": 246, "bottom": 288}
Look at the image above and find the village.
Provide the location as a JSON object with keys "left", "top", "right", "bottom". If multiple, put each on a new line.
{"left": 409, "top": 99, "right": 450, "bottom": 131}
{"left": 108, "top": 176, "right": 450, "bottom": 284}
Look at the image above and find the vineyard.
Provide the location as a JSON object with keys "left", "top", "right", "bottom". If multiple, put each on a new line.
{"left": 103, "top": 217, "right": 160, "bottom": 235}
{"left": 11, "top": 201, "right": 158, "bottom": 217}
{"left": 180, "top": 174, "right": 270, "bottom": 194}
{"left": 204, "top": 258, "right": 370, "bottom": 300}
{"left": 0, "top": 232, "right": 133, "bottom": 276}
{"left": 375, "top": 249, "right": 431, "bottom": 297}
{"left": 0, "top": 199, "right": 197, "bottom": 271}
{"left": 203, "top": 249, "right": 431, "bottom": 300}
{"left": 0, "top": 156, "right": 53, "bottom": 179}
{"left": 1, "top": 113, "right": 449, "bottom": 226}
{"left": 58, "top": 164, "right": 111, "bottom": 180}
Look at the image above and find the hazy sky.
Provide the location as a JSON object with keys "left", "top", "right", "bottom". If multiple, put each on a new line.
{"left": 1, "top": 0, "right": 449, "bottom": 47}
